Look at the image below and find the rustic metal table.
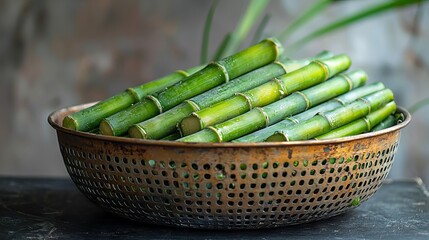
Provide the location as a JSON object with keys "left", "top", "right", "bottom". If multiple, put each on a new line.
{"left": 0, "top": 177, "right": 428, "bottom": 240}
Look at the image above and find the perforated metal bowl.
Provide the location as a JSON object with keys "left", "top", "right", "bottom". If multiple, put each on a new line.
{"left": 48, "top": 103, "right": 410, "bottom": 229}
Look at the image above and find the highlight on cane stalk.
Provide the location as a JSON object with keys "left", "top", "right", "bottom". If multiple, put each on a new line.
{"left": 128, "top": 51, "right": 333, "bottom": 140}
{"left": 178, "top": 54, "right": 352, "bottom": 137}
{"left": 265, "top": 88, "right": 395, "bottom": 142}
{"left": 99, "top": 38, "right": 284, "bottom": 136}
{"left": 177, "top": 69, "right": 366, "bottom": 143}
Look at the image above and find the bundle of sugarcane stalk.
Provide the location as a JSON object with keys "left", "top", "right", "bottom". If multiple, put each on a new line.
{"left": 63, "top": 37, "right": 403, "bottom": 142}
{"left": 128, "top": 51, "right": 334, "bottom": 140}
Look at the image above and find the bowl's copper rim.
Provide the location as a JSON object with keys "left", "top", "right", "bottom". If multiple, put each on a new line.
{"left": 48, "top": 102, "right": 411, "bottom": 148}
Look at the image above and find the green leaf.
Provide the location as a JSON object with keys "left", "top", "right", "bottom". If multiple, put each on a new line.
{"left": 289, "top": 0, "right": 427, "bottom": 49}
{"left": 220, "top": 0, "right": 270, "bottom": 58}
{"left": 277, "top": 0, "right": 332, "bottom": 42}
{"left": 409, "top": 97, "right": 429, "bottom": 114}
{"left": 201, "top": 0, "right": 219, "bottom": 64}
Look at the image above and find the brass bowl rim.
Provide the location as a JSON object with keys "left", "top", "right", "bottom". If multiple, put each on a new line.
{"left": 48, "top": 102, "right": 411, "bottom": 148}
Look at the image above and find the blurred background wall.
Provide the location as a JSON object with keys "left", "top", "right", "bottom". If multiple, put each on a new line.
{"left": 0, "top": 0, "right": 428, "bottom": 184}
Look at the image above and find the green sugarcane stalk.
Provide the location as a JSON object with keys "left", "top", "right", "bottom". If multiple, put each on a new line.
{"left": 315, "top": 101, "right": 397, "bottom": 140}
{"left": 178, "top": 69, "right": 366, "bottom": 143}
{"left": 178, "top": 54, "right": 352, "bottom": 136}
{"left": 288, "top": 0, "right": 427, "bottom": 50}
{"left": 266, "top": 89, "right": 395, "bottom": 142}
{"left": 371, "top": 112, "right": 404, "bottom": 132}
{"left": 128, "top": 51, "right": 333, "bottom": 140}
{"left": 219, "top": 0, "right": 270, "bottom": 58}
{"left": 128, "top": 61, "right": 289, "bottom": 139}
{"left": 234, "top": 82, "right": 386, "bottom": 142}
{"left": 99, "top": 38, "right": 284, "bottom": 136}
{"left": 62, "top": 65, "right": 204, "bottom": 132}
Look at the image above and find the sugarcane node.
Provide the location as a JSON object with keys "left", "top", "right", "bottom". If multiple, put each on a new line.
{"left": 266, "top": 131, "right": 289, "bottom": 142}
{"left": 179, "top": 112, "right": 204, "bottom": 136}
{"left": 128, "top": 124, "right": 147, "bottom": 139}
{"left": 174, "top": 69, "right": 191, "bottom": 78}
{"left": 317, "top": 112, "right": 335, "bottom": 130}
{"left": 312, "top": 60, "right": 330, "bottom": 80}
{"left": 264, "top": 38, "right": 284, "bottom": 60}
{"left": 62, "top": 115, "right": 78, "bottom": 130}
{"left": 145, "top": 95, "right": 164, "bottom": 114}
{"left": 332, "top": 97, "right": 347, "bottom": 106}
{"left": 209, "top": 62, "right": 230, "bottom": 83}
{"left": 99, "top": 119, "right": 115, "bottom": 136}
{"left": 184, "top": 100, "right": 201, "bottom": 111}
{"left": 338, "top": 73, "right": 354, "bottom": 91}
{"left": 255, "top": 107, "right": 270, "bottom": 127}
{"left": 272, "top": 77, "right": 288, "bottom": 96}
{"left": 357, "top": 97, "right": 372, "bottom": 113}
{"left": 294, "top": 91, "right": 311, "bottom": 110}
{"left": 207, "top": 126, "right": 223, "bottom": 142}
{"left": 274, "top": 61, "right": 290, "bottom": 74}
{"left": 235, "top": 92, "right": 254, "bottom": 109}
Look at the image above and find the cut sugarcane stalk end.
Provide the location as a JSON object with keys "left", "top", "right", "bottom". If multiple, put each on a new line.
{"left": 265, "top": 132, "right": 288, "bottom": 142}
{"left": 265, "top": 37, "right": 284, "bottom": 59}
{"left": 179, "top": 113, "right": 204, "bottom": 136}
{"left": 99, "top": 119, "right": 115, "bottom": 136}
{"left": 128, "top": 125, "right": 146, "bottom": 139}
{"left": 63, "top": 116, "right": 78, "bottom": 130}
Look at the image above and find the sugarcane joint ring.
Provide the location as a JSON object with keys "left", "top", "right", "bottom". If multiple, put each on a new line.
{"left": 175, "top": 69, "right": 190, "bottom": 77}
{"left": 294, "top": 91, "right": 311, "bottom": 110}
{"left": 313, "top": 60, "right": 330, "bottom": 80}
{"left": 357, "top": 97, "right": 372, "bottom": 113}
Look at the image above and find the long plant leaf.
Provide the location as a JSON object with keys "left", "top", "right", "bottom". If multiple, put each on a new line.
{"left": 251, "top": 13, "right": 271, "bottom": 45}
{"left": 220, "top": 0, "right": 270, "bottom": 58}
{"left": 277, "top": 0, "right": 332, "bottom": 42}
{"left": 409, "top": 97, "right": 429, "bottom": 114}
{"left": 212, "top": 33, "right": 232, "bottom": 61}
{"left": 201, "top": 0, "right": 219, "bottom": 64}
{"left": 289, "top": 0, "right": 427, "bottom": 49}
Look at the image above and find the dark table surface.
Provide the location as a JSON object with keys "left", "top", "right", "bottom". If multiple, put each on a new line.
{"left": 0, "top": 177, "right": 428, "bottom": 240}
